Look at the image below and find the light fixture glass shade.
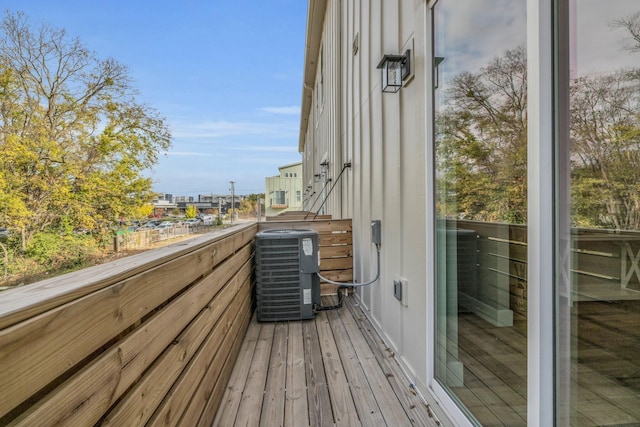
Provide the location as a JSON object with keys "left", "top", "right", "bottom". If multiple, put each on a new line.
{"left": 383, "top": 60, "right": 402, "bottom": 92}
{"left": 376, "top": 51, "right": 410, "bottom": 93}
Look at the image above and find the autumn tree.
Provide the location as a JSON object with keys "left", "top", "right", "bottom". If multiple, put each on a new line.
{"left": 436, "top": 45, "right": 528, "bottom": 223}
{"left": 569, "top": 12, "right": 640, "bottom": 229}
{"left": 185, "top": 205, "right": 198, "bottom": 218}
{"left": 569, "top": 70, "right": 640, "bottom": 229}
{"left": 0, "top": 11, "right": 171, "bottom": 245}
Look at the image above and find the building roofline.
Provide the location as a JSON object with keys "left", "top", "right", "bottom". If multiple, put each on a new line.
{"left": 298, "top": 0, "right": 327, "bottom": 153}
{"left": 278, "top": 161, "right": 303, "bottom": 170}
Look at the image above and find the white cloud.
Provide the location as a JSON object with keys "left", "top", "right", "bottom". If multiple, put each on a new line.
{"left": 437, "top": 0, "right": 526, "bottom": 76}
{"left": 170, "top": 119, "right": 298, "bottom": 139}
{"left": 167, "top": 151, "right": 215, "bottom": 156}
{"left": 230, "top": 145, "right": 298, "bottom": 153}
{"left": 260, "top": 106, "right": 300, "bottom": 115}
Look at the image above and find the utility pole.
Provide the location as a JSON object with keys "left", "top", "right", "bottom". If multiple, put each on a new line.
{"left": 218, "top": 197, "right": 222, "bottom": 223}
{"left": 257, "top": 197, "right": 262, "bottom": 222}
{"left": 229, "top": 181, "right": 235, "bottom": 224}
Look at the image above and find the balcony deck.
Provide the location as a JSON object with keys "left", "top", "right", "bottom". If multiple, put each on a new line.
{"left": 214, "top": 296, "right": 441, "bottom": 427}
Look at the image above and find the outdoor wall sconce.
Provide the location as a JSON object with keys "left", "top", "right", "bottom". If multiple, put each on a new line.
{"left": 377, "top": 49, "right": 411, "bottom": 93}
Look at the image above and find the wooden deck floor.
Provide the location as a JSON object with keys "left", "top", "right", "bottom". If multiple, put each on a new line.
{"left": 453, "top": 300, "right": 640, "bottom": 426}
{"left": 213, "top": 296, "right": 442, "bottom": 427}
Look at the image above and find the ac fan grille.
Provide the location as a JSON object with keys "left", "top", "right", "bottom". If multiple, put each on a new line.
{"left": 256, "top": 236, "right": 304, "bottom": 320}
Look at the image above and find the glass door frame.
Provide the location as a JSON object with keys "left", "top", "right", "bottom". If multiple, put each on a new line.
{"left": 424, "top": 0, "right": 557, "bottom": 425}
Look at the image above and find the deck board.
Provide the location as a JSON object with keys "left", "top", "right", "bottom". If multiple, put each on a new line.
{"left": 260, "top": 323, "right": 288, "bottom": 426}
{"left": 453, "top": 300, "right": 640, "bottom": 426}
{"left": 285, "top": 322, "right": 308, "bottom": 427}
{"left": 233, "top": 322, "right": 274, "bottom": 426}
{"left": 315, "top": 309, "right": 361, "bottom": 426}
{"left": 303, "top": 317, "right": 334, "bottom": 427}
{"left": 215, "top": 297, "right": 441, "bottom": 426}
{"left": 326, "top": 304, "right": 386, "bottom": 427}
{"left": 213, "top": 319, "right": 261, "bottom": 426}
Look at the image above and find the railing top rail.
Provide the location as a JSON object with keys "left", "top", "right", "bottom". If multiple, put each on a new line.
{"left": 0, "top": 222, "right": 257, "bottom": 330}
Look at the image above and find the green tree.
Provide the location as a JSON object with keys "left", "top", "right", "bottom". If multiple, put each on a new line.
{"left": 185, "top": 205, "right": 198, "bottom": 218}
{"left": 0, "top": 12, "right": 171, "bottom": 245}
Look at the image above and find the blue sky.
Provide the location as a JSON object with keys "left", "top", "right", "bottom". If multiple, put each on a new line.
{"left": 2, "top": 1, "right": 307, "bottom": 196}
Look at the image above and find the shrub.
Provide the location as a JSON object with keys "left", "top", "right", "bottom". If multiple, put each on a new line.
{"left": 25, "top": 232, "right": 102, "bottom": 271}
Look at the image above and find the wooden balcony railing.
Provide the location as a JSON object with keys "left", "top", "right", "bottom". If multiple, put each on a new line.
{"left": 0, "top": 217, "right": 354, "bottom": 426}
{"left": 451, "top": 220, "right": 640, "bottom": 326}
{"left": 0, "top": 223, "right": 257, "bottom": 426}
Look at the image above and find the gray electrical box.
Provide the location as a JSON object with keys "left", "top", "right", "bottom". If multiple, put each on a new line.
{"left": 371, "top": 220, "right": 382, "bottom": 245}
{"left": 255, "top": 229, "right": 321, "bottom": 321}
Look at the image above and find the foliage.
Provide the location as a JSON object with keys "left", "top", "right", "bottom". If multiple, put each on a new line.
{"left": 0, "top": 11, "right": 171, "bottom": 246}
{"left": 569, "top": 70, "right": 640, "bottom": 229}
{"left": 185, "top": 205, "right": 198, "bottom": 218}
{"left": 436, "top": 39, "right": 640, "bottom": 230}
{"left": 436, "top": 46, "right": 528, "bottom": 223}
{"left": 25, "top": 231, "right": 102, "bottom": 271}
{"left": 237, "top": 199, "right": 255, "bottom": 214}
{"left": 130, "top": 203, "right": 155, "bottom": 221}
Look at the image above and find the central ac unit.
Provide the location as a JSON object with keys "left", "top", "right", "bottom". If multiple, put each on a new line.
{"left": 255, "top": 229, "right": 321, "bottom": 321}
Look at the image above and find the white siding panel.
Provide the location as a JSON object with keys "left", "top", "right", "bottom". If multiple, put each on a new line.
{"left": 301, "top": 0, "right": 436, "bottom": 419}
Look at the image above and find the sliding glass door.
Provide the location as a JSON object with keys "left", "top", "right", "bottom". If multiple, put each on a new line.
{"left": 556, "top": 1, "right": 640, "bottom": 425}
{"left": 433, "top": 1, "right": 528, "bottom": 425}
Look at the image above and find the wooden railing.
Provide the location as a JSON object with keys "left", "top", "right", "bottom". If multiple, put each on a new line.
{"left": 453, "top": 220, "right": 640, "bottom": 323}
{"left": 265, "top": 210, "right": 332, "bottom": 221}
{"left": 0, "top": 223, "right": 257, "bottom": 426}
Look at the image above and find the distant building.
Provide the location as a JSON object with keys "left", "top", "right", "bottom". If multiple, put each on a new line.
{"left": 265, "top": 162, "right": 302, "bottom": 217}
{"left": 173, "top": 195, "right": 195, "bottom": 203}
{"left": 150, "top": 198, "right": 177, "bottom": 217}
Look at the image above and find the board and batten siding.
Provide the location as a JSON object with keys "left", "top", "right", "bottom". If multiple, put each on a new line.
{"left": 299, "top": 0, "right": 432, "bottom": 408}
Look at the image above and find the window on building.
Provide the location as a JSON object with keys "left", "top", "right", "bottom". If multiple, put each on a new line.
{"left": 274, "top": 191, "right": 286, "bottom": 206}
{"left": 433, "top": 1, "right": 528, "bottom": 425}
{"left": 296, "top": 190, "right": 301, "bottom": 202}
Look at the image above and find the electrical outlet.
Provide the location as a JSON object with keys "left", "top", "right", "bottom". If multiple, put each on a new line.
{"left": 393, "top": 279, "right": 402, "bottom": 301}
{"left": 394, "top": 275, "right": 409, "bottom": 306}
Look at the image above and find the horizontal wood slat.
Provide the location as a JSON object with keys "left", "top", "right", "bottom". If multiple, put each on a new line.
{"left": 0, "top": 223, "right": 257, "bottom": 426}
{"left": 259, "top": 218, "right": 352, "bottom": 233}
{"left": 265, "top": 211, "right": 332, "bottom": 221}
{"left": 0, "top": 225, "right": 257, "bottom": 330}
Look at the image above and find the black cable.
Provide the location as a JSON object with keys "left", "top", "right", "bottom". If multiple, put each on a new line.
{"left": 314, "top": 285, "right": 348, "bottom": 311}
{"left": 312, "top": 162, "right": 352, "bottom": 220}
{"left": 304, "top": 178, "right": 332, "bottom": 219}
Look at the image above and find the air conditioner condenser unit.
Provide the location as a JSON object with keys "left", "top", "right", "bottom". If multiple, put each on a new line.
{"left": 255, "top": 229, "right": 321, "bottom": 321}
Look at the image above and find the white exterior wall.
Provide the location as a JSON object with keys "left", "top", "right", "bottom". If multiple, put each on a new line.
{"left": 302, "top": 0, "right": 344, "bottom": 218}
{"left": 300, "top": 0, "right": 432, "bottom": 405}
{"left": 301, "top": 1, "right": 640, "bottom": 425}
{"left": 265, "top": 163, "right": 303, "bottom": 217}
